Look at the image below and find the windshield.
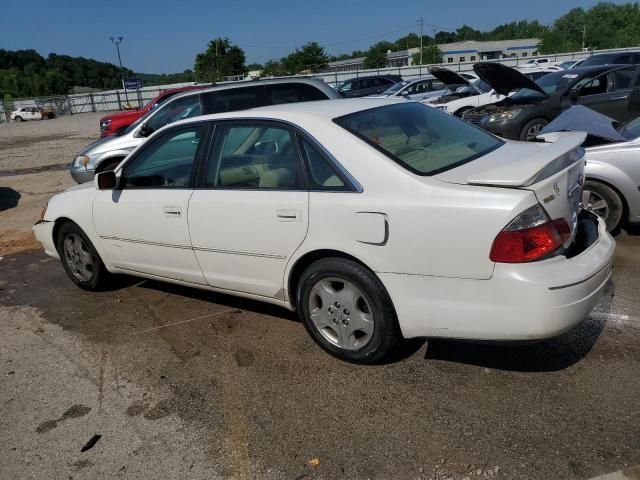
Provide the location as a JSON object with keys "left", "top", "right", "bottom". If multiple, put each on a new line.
{"left": 382, "top": 80, "right": 410, "bottom": 95}
{"left": 334, "top": 103, "right": 503, "bottom": 176}
{"left": 619, "top": 117, "right": 640, "bottom": 140}
{"left": 511, "top": 70, "right": 578, "bottom": 99}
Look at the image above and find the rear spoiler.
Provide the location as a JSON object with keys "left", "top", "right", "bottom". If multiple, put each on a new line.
{"left": 467, "top": 131, "right": 587, "bottom": 187}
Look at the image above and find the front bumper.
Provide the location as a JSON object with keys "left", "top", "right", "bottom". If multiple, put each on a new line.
{"left": 380, "top": 213, "right": 615, "bottom": 340}
{"left": 33, "top": 220, "right": 59, "bottom": 260}
{"left": 70, "top": 166, "right": 96, "bottom": 184}
{"left": 475, "top": 118, "right": 522, "bottom": 140}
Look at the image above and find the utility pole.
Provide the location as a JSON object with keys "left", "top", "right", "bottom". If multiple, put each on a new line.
{"left": 416, "top": 17, "right": 424, "bottom": 65}
{"left": 110, "top": 36, "right": 129, "bottom": 105}
{"left": 10, "top": 74, "right": 20, "bottom": 98}
{"left": 582, "top": 25, "right": 586, "bottom": 50}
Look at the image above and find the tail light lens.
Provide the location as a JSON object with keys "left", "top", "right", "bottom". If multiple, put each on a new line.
{"left": 490, "top": 204, "right": 569, "bottom": 263}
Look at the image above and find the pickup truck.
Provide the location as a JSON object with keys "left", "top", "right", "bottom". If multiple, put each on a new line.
{"left": 98, "top": 85, "right": 208, "bottom": 137}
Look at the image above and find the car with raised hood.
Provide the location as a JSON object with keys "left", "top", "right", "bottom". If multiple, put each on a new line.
{"left": 422, "top": 66, "right": 505, "bottom": 117}
{"left": 541, "top": 105, "right": 640, "bottom": 233}
{"left": 36, "top": 99, "right": 614, "bottom": 363}
{"left": 70, "top": 78, "right": 339, "bottom": 183}
{"left": 98, "top": 85, "right": 210, "bottom": 138}
{"left": 334, "top": 75, "right": 403, "bottom": 98}
{"left": 462, "top": 62, "right": 640, "bottom": 141}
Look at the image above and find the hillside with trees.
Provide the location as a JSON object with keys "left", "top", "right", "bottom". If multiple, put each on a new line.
{"left": 0, "top": 49, "right": 132, "bottom": 98}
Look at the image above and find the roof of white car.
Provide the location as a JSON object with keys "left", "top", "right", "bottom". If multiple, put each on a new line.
{"left": 188, "top": 98, "right": 395, "bottom": 124}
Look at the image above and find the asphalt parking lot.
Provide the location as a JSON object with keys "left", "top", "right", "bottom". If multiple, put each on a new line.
{"left": 1, "top": 114, "right": 639, "bottom": 480}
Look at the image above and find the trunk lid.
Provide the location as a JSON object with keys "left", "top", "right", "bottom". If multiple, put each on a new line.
{"left": 473, "top": 62, "right": 547, "bottom": 97}
{"left": 435, "top": 131, "right": 587, "bottom": 247}
{"left": 428, "top": 66, "right": 472, "bottom": 87}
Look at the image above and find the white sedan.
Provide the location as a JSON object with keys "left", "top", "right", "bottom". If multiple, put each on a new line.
{"left": 34, "top": 99, "right": 615, "bottom": 363}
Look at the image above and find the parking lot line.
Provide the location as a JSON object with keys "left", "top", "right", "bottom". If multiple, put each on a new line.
{"left": 128, "top": 307, "right": 241, "bottom": 336}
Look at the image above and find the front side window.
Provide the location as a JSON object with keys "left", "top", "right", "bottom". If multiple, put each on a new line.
{"left": 122, "top": 126, "right": 204, "bottom": 188}
{"left": 334, "top": 103, "right": 503, "bottom": 176}
{"left": 206, "top": 124, "right": 303, "bottom": 189}
{"left": 144, "top": 95, "right": 201, "bottom": 135}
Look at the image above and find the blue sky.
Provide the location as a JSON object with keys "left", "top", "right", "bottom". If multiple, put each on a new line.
{"left": 0, "top": 0, "right": 626, "bottom": 73}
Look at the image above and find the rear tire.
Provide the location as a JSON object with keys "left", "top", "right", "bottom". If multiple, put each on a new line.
{"left": 56, "top": 221, "right": 110, "bottom": 291}
{"left": 519, "top": 118, "right": 548, "bottom": 141}
{"left": 582, "top": 180, "right": 624, "bottom": 234}
{"left": 296, "top": 258, "right": 401, "bottom": 363}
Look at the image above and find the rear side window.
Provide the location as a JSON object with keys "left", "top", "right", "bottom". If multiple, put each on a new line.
{"left": 611, "top": 68, "right": 635, "bottom": 90}
{"left": 299, "top": 138, "right": 350, "bottom": 190}
{"left": 334, "top": 103, "right": 503, "bottom": 176}
{"left": 202, "top": 86, "right": 266, "bottom": 114}
{"left": 266, "top": 83, "right": 329, "bottom": 104}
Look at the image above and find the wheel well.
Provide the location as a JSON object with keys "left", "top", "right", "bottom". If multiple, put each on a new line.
{"left": 52, "top": 217, "right": 75, "bottom": 251}
{"left": 95, "top": 157, "right": 124, "bottom": 174}
{"left": 454, "top": 106, "right": 473, "bottom": 117}
{"left": 585, "top": 177, "right": 629, "bottom": 218}
{"left": 287, "top": 249, "right": 372, "bottom": 308}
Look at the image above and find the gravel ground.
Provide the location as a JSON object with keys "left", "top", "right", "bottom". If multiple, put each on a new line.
{"left": 0, "top": 115, "right": 639, "bottom": 480}
{"left": 0, "top": 113, "right": 105, "bottom": 255}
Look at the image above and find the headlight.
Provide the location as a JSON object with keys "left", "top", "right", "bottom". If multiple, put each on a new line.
{"left": 483, "top": 109, "right": 521, "bottom": 123}
{"left": 100, "top": 119, "right": 112, "bottom": 127}
{"left": 73, "top": 155, "right": 90, "bottom": 168}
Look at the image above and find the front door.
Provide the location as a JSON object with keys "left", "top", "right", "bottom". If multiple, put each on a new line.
{"left": 188, "top": 122, "right": 309, "bottom": 299}
{"left": 93, "top": 124, "right": 207, "bottom": 284}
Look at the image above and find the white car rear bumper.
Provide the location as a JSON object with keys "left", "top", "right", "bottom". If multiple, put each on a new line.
{"left": 380, "top": 214, "right": 615, "bottom": 340}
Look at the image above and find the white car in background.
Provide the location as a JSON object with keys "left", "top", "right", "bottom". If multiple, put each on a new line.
{"left": 11, "top": 107, "right": 42, "bottom": 122}
{"left": 368, "top": 74, "right": 478, "bottom": 102}
{"left": 34, "top": 100, "right": 614, "bottom": 363}
{"left": 422, "top": 66, "right": 506, "bottom": 116}
{"left": 521, "top": 57, "right": 555, "bottom": 68}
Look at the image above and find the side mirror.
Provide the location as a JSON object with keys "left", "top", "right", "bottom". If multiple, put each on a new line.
{"left": 95, "top": 170, "right": 118, "bottom": 190}
{"left": 567, "top": 90, "right": 579, "bottom": 103}
{"left": 401, "top": 90, "right": 410, "bottom": 97}
{"left": 139, "top": 122, "right": 152, "bottom": 137}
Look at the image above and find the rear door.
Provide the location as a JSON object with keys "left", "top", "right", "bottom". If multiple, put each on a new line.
{"left": 188, "top": 121, "right": 309, "bottom": 298}
{"left": 575, "top": 67, "right": 638, "bottom": 121}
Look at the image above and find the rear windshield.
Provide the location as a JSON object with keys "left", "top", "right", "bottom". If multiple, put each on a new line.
{"left": 334, "top": 103, "right": 503, "bottom": 175}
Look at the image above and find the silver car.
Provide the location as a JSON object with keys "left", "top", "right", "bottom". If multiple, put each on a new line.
{"left": 70, "top": 78, "right": 339, "bottom": 183}
{"left": 542, "top": 105, "right": 640, "bottom": 233}
{"left": 368, "top": 74, "right": 478, "bottom": 102}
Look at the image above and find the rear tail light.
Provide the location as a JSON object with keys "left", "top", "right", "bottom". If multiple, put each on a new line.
{"left": 490, "top": 204, "right": 568, "bottom": 263}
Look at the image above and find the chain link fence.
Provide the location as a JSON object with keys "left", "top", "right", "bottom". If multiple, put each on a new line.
{"left": 1, "top": 46, "right": 638, "bottom": 124}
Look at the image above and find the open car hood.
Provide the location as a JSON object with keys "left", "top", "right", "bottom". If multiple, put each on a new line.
{"left": 473, "top": 62, "right": 546, "bottom": 97}
{"left": 540, "top": 105, "right": 627, "bottom": 143}
{"left": 428, "top": 66, "right": 471, "bottom": 87}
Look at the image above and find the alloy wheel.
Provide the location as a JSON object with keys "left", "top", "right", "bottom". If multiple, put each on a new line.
{"left": 526, "top": 123, "right": 545, "bottom": 140}
{"left": 582, "top": 189, "right": 610, "bottom": 222}
{"left": 308, "top": 277, "right": 375, "bottom": 350}
{"left": 63, "top": 233, "right": 94, "bottom": 282}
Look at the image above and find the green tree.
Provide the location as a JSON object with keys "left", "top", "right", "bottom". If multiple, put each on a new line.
{"left": 194, "top": 38, "right": 247, "bottom": 82}
{"left": 364, "top": 41, "right": 395, "bottom": 69}
{"left": 281, "top": 42, "right": 329, "bottom": 74}
{"left": 261, "top": 59, "right": 287, "bottom": 77}
{"left": 412, "top": 45, "right": 442, "bottom": 65}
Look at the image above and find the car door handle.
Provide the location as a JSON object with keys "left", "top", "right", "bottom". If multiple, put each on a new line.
{"left": 163, "top": 206, "right": 182, "bottom": 217}
{"left": 276, "top": 209, "right": 301, "bottom": 222}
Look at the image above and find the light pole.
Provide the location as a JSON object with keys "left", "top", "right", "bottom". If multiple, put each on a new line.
{"left": 110, "top": 36, "right": 129, "bottom": 105}
{"left": 416, "top": 17, "right": 424, "bottom": 65}
{"left": 10, "top": 74, "right": 20, "bottom": 98}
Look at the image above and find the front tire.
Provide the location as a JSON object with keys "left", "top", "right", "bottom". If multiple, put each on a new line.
{"left": 519, "top": 118, "right": 548, "bottom": 141}
{"left": 296, "top": 258, "right": 400, "bottom": 363}
{"left": 582, "top": 180, "right": 625, "bottom": 234}
{"left": 14, "top": 116, "right": 23, "bottom": 122}
{"left": 56, "top": 222, "right": 110, "bottom": 290}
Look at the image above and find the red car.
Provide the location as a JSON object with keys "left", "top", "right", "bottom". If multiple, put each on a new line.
{"left": 98, "top": 85, "right": 209, "bottom": 138}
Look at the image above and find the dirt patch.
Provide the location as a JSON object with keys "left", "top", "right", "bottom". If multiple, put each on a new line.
{"left": 0, "top": 229, "right": 42, "bottom": 256}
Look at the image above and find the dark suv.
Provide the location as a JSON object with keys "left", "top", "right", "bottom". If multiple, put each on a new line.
{"left": 580, "top": 51, "right": 640, "bottom": 67}
{"left": 335, "top": 75, "right": 403, "bottom": 98}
